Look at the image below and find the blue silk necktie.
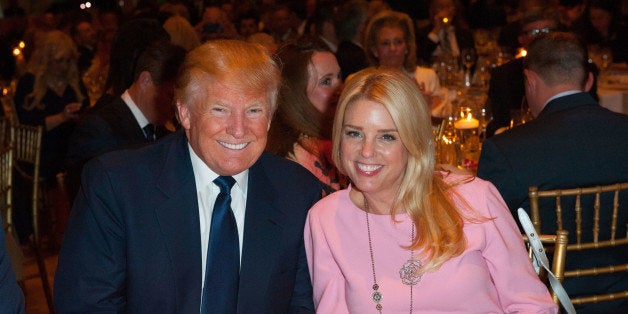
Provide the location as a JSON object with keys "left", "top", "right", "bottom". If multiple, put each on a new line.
{"left": 201, "top": 176, "right": 239, "bottom": 313}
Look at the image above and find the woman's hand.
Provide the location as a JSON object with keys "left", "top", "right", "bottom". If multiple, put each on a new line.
{"left": 62, "top": 102, "right": 82, "bottom": 121}
{"left": 45, "top": 102, "right": 81, "bottom": 131}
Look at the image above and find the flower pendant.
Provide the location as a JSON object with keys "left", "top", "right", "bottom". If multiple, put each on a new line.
{"left": 399, "top": 259, "right": 422, "bottom": 285}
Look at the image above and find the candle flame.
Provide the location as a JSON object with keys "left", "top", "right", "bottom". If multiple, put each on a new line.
{"left": 18, "top": 41, "right": 25, "bottom": 49}
{"left": 516, "top": 48, "right": 527, "bottom": 59}
{"left": 12, "top": 48, "right": 20, "bottom": 56}
{"left": 442, "top": 17, "right": 449, "bottom": 24}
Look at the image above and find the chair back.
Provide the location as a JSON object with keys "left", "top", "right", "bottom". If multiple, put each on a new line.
{"left": 528, "top": 183, "right": 628, "bottom": 305}
{"left": 523, "top": 230, "right": 569, "bottom": 306}
{"left": 0, "top": 117, "right": 9, "bottom": 148}
{"left": 0, "top": 146, "right": 13, "bottom": 234}
{"left": 10, "top": 123, "right": 43, "bottom": 242}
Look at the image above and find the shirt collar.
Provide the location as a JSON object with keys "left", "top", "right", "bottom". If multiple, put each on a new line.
{"left": 187, "top": 143, "right": 248, "bottom": 194}
{"left": 121, "top": 89, "right": 150, "bottom": 129}
{"left": 543, "top": 90, "right": 581, "bottom": 107}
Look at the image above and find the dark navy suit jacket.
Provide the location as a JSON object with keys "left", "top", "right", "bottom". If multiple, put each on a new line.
{"left": 477, "top": 92, "right": 628, "bottom": 312}
{"left": 65, "top": 96, "right": 170, "bottom": 201}
{"left": 54, "top": 131, "right": 321, "bottom": 313}
{"left": 0, "top": 216, "right": 24, "bottom": 313}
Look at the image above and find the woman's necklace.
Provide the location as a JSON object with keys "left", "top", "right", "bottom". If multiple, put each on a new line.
{"left": 364, "top": 198, "right": 422, "bottom": 313}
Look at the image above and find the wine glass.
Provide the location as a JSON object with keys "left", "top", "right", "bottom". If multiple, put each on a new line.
{"left": 461, "top": 48, "right": 477, "bottom": 87}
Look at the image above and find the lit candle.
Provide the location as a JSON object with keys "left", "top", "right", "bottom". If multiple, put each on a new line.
{"left": 454, "top": 114, "right": 479, "bottom": 129}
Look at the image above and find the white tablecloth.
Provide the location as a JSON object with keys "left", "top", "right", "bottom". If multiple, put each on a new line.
{"left": 598, "top": 65, "right": 628, "bottom": 115}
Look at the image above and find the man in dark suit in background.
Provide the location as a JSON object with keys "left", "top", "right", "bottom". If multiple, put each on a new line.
{"left": 54, "top": 40, "right": 321, "bottom": 313}
{"left": 64, "top": 41, "right": 185, "bottom": 203}
{"left": 335, "top": 0, "right": 369, "bottom": 81}
{"left": 485, "top": 7, "right": 558, "bottom": 136}
{"left": 477, "top": 32, "right": 628, "bottom": 312}
{"left": 416, "top": 0, "right": 474, "bottom": 64}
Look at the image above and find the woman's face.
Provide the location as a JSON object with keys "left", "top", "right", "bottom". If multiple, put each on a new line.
{"left": 306, "top": 51, "right": 342, "bottom": 115}
{"left": 589, "top": 8, "right": 611, "bottom": 35}
{"left": 340, "top": 99, "right": 408, "bottom": 198}
{"left": 372, "top": 26, "right": 406, "bottom": 69}
{"left": 48, "top": 50, "right": 73, "bottom": 77}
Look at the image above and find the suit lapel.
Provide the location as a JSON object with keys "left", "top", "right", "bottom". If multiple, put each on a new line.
{"left": 110, "top": 98, "right": 149, "bottom": 143}
{"left": 152, "top": 132, "right": 203, "bottom": 308}
{"left": 238, "top": 158, "right": 287, "bottom": 304}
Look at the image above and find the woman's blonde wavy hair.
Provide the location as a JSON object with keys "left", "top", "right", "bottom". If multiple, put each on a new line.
{"left": 332, "top": 67, "right": 470, "bottom": 273}
{"left": 24, "top": 30, "right": 84, "bottom": 110}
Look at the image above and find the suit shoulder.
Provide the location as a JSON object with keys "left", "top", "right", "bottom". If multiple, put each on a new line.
{"left": 87, "top": 132, "right": 180, "bottom": 172}
{"left": 258, "top": 152, "right": 322, "bottom": 190}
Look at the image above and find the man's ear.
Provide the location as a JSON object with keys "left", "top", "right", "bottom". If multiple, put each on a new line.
{"left": 523, "top": 69, "right": 536, "bottom": 90}
{"left": 176, "top": 101, "right": 191, "bottom": 130}
{"left": 584, "top": 71, "right": 594, "bottom": 92}
{"left": 138, "top": 71, "right": 153, "bottom": 89}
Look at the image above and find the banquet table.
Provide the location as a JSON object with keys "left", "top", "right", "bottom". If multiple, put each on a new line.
{"left": 598, "top": 64, "right": 628, "bottom": 115}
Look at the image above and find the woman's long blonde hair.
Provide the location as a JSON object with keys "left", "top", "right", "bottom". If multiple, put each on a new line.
{"left": 332, "top": 67, "right": 467, "bottom": 273}
{"left": 24, "top": 30, "right": 84, "bottom": 110}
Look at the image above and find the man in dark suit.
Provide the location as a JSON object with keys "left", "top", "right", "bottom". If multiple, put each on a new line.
{"left": 485, "top": 7, "right": 558, "bottom": 136}
{"left": 54, "top": 40, "right": 321, "bottom": 313}
{"left": 477, "top": 32, "right": 628, "bottom": 312}
{"left": 415, "top": 0, "right": 474, "bottom": 64}
{"left": 335, "top": 0, "right": 369, "bottom": 81}
{"left": 64, "top": 41, "right": 185, "bottom": 203}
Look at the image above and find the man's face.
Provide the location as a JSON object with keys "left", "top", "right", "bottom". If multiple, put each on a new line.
{"left": 76, "top": 21, "right": 97, "bottom": 47}
{"left": 239, "top": 18, "right": 258, "bottom": 38}
{"left": 177, "top": 80, "right": 271, "bottom": 176}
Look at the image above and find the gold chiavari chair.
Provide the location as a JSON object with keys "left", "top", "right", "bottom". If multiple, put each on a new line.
{"left": 529, "top": 183, "right": 628, "bottom": 306}
{"left": 523, "top": 230, "right": 569, "bottom": 306}
{"left": 11, "top": 123, "right": 54, "bottom": 312}
{"left": 0, "top": 117, "right": 10, "bottom": 148}
{"left": 0, "top": 145, "right": 24, "bottom": 283}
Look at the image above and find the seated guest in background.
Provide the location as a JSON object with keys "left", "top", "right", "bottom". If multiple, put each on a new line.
{"left": 195, "top": 5, "right": 240, "bottom": 42}
{"left": 557, "top": 0, "right": 588, "bottom": 35}
{"left": 96, "top": 18, "right": 170, "bottom": 109}
{"left": 267, "top": 40, "right": 347, "bottom": 195}
{"left": 237, "top": 12, "right": 260, "bottom": 39}
{"left": 477, "top": 32, "right": 628, "bottom": 312}
{"left": 486, "top": 7, "right": 563, "bottom": 136}
{"left": 364, "top": 10, "right": 454, "bottom": 117}
{"left": 584, "top": 0, "right": 628, "bottom": 63}
{"left": 497, "top": 0, "right": 550, "bottom": 56}
{"left": 335, "top": 0, "right": 370, "bottom": 81}
{"left": 415, "top": 0, "right": 474, "bottom": 64}
{"left": 13, "top": 30, "right": 87, "bottom": 243}
{"left": 303, "top": 6, "right": 339, "bottom": 53}
{"left": 54, "top": 40, "right": 321, "bottom": 313}
{"left": 246, "top": 32, "right": 278, "bottom": 55}
{"left": 163, "top": 15, "right": 201, "bottom": 52}
{"left": 70, "top": 19, "right": 98, "bottom": 76}
{"left": 0, "top": 216, "right": 25, "bottom": 313}
{"left": 305, "top": 67, "right": 557, "bottom": 312}
{"left": 65, "top": 41, "right": 186, "bottom": 203}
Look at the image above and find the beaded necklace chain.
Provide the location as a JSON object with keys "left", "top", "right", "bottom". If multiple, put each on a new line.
{"left": 364, "top": 198, "right": 422, "bottom": 313}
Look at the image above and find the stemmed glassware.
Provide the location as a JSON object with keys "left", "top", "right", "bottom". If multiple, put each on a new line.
{"left": 461, "top": 47, "right": 477, "bottom": 87}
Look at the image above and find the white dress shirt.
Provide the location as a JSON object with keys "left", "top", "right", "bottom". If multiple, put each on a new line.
{"left": 188, "top": 144, "right": 248, "bottom": 289}
{"left": 121, "top": 90, "right": 152, "bottom": 133}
